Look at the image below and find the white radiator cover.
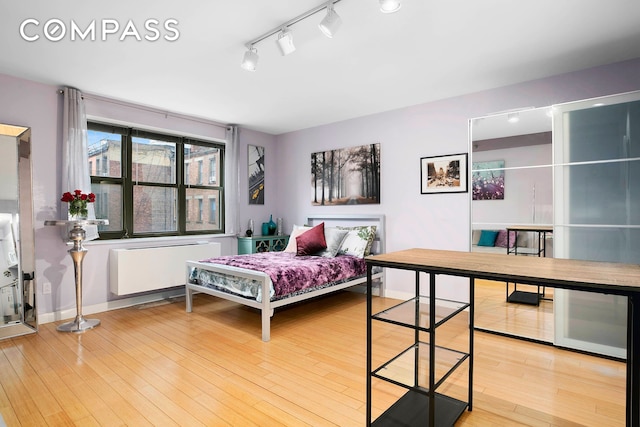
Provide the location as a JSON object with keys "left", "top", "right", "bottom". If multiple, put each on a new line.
{"left": 109, "top": 243, "right": 221, "bottom": 296}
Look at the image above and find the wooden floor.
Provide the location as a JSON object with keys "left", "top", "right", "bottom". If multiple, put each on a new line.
{"left": 475, "top": 279, "right": 554, "bottom": 342}
{"left": 0, "top": 291, "right": 625, "bottom": 426}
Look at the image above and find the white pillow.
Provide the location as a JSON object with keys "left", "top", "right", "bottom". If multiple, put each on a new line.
{"left": 338, "top": 225, "right": 377, "bottom": 258}
{"left": 283, "top": 225, "right": 311, "bottom": 253}
{"left": 316, "top": 227, "right": 349, "bottom": 258}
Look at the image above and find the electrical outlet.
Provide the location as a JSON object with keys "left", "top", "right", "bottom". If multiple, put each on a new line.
{"left": 42, "top": 282, "right": 51, "bottom": 294}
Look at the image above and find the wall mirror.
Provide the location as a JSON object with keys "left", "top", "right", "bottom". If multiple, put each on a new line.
{"left": 469, "top": 107, "right": 553, "bottom": 342}
{"left": 0, "top": 124, "right": 36, "bottom": 339}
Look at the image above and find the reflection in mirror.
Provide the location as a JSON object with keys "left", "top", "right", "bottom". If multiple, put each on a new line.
{"left": 0, "top": 125, "right": 36, "bottom": 339}
{"left": 470, "top": 108, "right": 553, "bottom": 342}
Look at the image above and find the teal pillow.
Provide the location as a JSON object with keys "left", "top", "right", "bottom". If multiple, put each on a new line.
{"left": 477, "top": 230, "right": 499, "bottom": 247}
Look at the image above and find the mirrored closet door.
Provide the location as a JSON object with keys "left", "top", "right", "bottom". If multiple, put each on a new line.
{"left": 0, "top": 124, "right": 36, "bottom": 339}
{"left": 469, "top": 107, "right": 554, "bottom": 342}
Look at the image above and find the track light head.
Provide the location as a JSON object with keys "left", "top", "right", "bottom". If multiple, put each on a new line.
{"left": 276, "top": 28, "right": 296, "bottom": 56}
{"left": 379, "top": 0, "right": 401, "bottom": 13}
{"left": 241, "top": 46, "right": 259, "bottom": 71}
{"left": 318, "top": 3, "right": 342, "bottom": 38}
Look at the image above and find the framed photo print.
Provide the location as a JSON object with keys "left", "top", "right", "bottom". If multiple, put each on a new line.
{"left": 420, "top": 153, "right": 468, "bottom": 194}
{"left": 311, "top": 143, "right": 380, "bottom": 205}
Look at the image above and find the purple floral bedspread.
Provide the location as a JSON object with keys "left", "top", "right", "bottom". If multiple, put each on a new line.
{"left": 198, "top": 252, "right": 366, "bottom": 298}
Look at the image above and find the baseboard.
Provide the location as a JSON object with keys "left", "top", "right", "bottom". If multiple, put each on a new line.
{"left": 38, "top": 288, "right": 186, "bottom": 324}
{"left": 37, "top": 286, "right": 409, "bottom": 325}
{"left": 383, "top": 289, "right": 413, "bottom": 301}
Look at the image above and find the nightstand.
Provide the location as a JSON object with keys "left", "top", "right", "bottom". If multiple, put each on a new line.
{"left": 237, "top": 235, "right": 289, "bottom": 254}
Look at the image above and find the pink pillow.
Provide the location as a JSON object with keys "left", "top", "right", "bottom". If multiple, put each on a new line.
{"left": 296, "top": 222, "right": 327, "bottom": 256}
{"left": 494, "top": 230, "right": 516, "bottom": 248}
{"left": 283, "top": 226, "right": 310, "bottom": 253}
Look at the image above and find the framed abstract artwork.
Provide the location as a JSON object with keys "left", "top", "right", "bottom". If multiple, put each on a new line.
{"left": 472, "top": 160, "right": 505, "bottom": 200}
{"left": 420, "top": 153, "right": 468, "bottom": 194}
{"left": 248, "top": 145, "right": 265, "bottom": 204}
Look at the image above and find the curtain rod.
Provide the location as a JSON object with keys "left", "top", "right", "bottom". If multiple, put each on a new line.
{"left": 57, "top": 88, "right": 231, "bottom": 131}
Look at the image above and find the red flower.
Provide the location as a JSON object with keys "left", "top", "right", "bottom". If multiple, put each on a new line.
{"left": 60, "top": 190, "right": 96, "bottom": 217}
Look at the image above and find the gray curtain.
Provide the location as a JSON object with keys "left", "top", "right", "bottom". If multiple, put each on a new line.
{"left": 225, "top": 125, "right": 241, "bottom": 235}
{"left": 62, "top": 87, "right": 98, "bottom": 240}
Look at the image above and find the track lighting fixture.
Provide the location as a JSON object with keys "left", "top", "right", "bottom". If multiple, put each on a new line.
{"left": 379, "top": 0, "right": 401, "bottom": 13}
{"left": 240, "top": 0, "right": 399, "bottom": 71}
{"left": 318, "top": 2, "right": 342, "bottom": 38}
{"left": 276, "top": 27, "right": 296, "bottom": 56}
{"left": 241, "top": 46, "right": 259, "bottom": 71}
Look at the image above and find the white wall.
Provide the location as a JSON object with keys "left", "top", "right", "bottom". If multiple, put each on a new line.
{"left": 1, "top": 58, "right": 640, "bottom": 319}
{"left": 275, "top": 58, "right": 640, "bottom": 301}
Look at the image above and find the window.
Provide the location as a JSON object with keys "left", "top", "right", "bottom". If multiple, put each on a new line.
{"left": 209, "top": 157, "right": 217, "bottom": 184}
{"left": 209, "top": 197, "right": 217, "bottom": 224}
{"left": 88, "top": 122, "right": 225, "bottom": 239}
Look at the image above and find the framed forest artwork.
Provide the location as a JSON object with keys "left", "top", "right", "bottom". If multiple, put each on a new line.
{"left": 311, "top": 143, "right": 381, "bottom": 206}
{"left": 420, "top": 153, "right": 468, "bottom": 194}
{"left": 248, "top": 145, "right": 265, "bottom": 204}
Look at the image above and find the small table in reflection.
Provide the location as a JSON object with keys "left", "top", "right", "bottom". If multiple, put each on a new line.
{"left": 505, "top": 225, "right": 554, "bottom": 305}
{"left": 44, "top": 219, "right": 108, "bottom": 332}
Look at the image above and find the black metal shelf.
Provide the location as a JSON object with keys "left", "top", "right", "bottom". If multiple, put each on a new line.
{"left": 372, "top": 390, "right": 468, "bottom": 427}
{"left": 507, "top": 289, "right": 540, "bottom": 305}
{"left": 505, "top": 227, "right": 553, "bottom": 306}
{"left": 366, "top": 264, "right": 473, "bottom": 427}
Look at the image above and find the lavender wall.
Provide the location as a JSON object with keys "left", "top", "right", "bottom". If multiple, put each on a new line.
{"left": 0, "top": 74, "right": 278, "bottom": 321}
{"left": 1, "top": 57, "right": 640, "bottom": 320}
{"left": 275, "top": 58, "right": 640, "bottom": 301}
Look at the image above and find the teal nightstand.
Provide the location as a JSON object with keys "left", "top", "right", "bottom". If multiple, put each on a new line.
{"left": 238, "top": 235, "right": 290, "bottom": 254}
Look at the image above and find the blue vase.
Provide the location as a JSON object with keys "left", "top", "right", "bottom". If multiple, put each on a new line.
{"left": 267, "top": 215, "right": 277, "bottom": 235}
{"left": 261, "top": 222, "right": 269, "bottom": 236}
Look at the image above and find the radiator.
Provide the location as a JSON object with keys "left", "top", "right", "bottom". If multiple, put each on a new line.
{"left": 109, "top": 243, "right": 221, "bottom": 296}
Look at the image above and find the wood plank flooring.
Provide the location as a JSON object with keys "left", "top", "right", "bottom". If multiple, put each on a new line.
{"left": 475, "top": 279, "right": 554, "bottom": 342}
{"left": 0, "top": 291, "right": 625, "bottom": 426}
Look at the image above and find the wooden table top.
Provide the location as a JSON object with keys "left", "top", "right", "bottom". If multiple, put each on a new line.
{"left": 506, "top": 225, "right": 553, "bottom": 232}
{"left": 366, "top": 248, "right": 640, "bottom": 294}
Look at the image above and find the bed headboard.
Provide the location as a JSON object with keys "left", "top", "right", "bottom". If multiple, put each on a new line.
{"left": 305, "top": 213, "right": 386, "bottom": 255}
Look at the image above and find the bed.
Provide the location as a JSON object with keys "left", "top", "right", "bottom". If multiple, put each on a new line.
{"left": 185, "top": 214, "right": 385, "bottom": 341}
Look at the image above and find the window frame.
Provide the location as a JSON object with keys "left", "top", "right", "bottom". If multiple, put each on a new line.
{"left": 88, "top": 121, "right": 225, "bottom": 239}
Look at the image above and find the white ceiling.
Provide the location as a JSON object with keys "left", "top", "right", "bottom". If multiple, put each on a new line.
{"left": 2, "top": 0, "right": 640, "bottom": 135}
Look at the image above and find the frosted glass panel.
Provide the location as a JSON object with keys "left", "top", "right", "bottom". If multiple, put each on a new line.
{"left": 555, "top": 225, "right": 640, "bottom": 264}
{"left": 555, "top": 160, "right": 640, "bottom": 226}
{"left": 564, "top": 100, "right": 640, "bottom": 163}
{"left": 556, "top": 289, "right": 627, "bottom": 355}
{"left": 553, "top": 90, "right": 640, "bottom": 358}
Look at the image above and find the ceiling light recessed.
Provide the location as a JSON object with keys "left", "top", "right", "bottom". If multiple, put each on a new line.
{"left": 318, "top": 3, "right": 342, "bottom": 38}
{"left": 241, "top": 47, "right": 259, "bottom": 71}
{"left": 276, "top": 28, "right": 296, "bottom": 56}
{"left": 507, "top": 112, "right": 520, "bottom": 123}
{"left": 379, "top": 0, "right": 401, "bottom": 13}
